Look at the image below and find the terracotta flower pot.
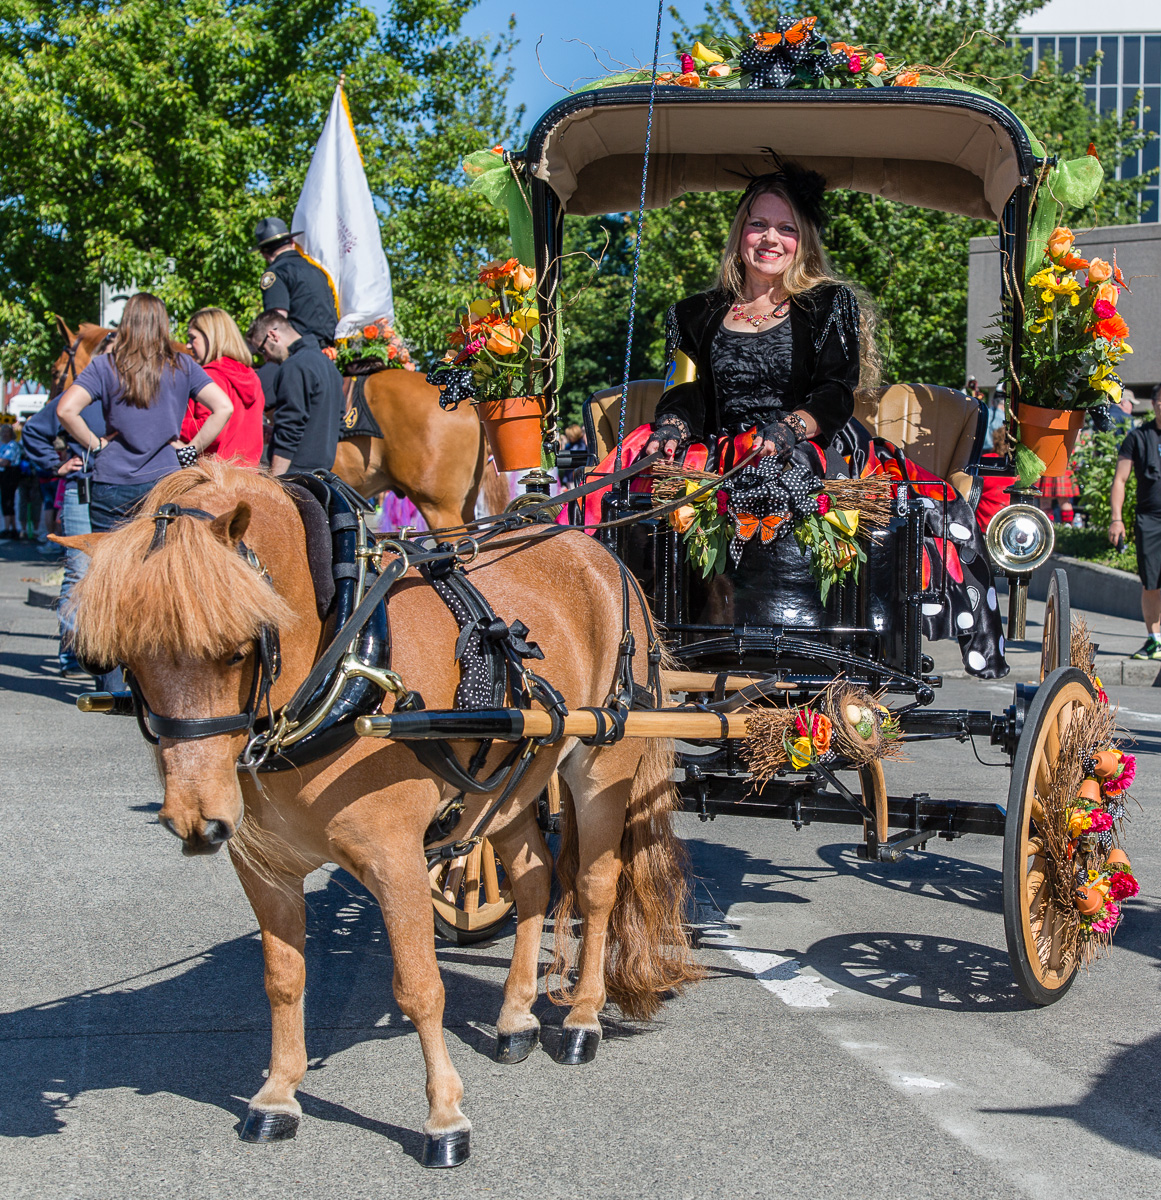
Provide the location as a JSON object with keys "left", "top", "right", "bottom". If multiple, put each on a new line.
{"left": 1105, "top": 848, "right": 1131, "bottom": 872}
{"left": 1075, "top": 885, "right": 1105, "bottom": 916}
{"left": 1017, "top": 405, "right": 1086, "bottom": 476}
{"left": 476, "top": 394, "right": 547, "bottom": 473}
{"left": 1092, "top": 749, "right": 1123, "bottom": 780}
{"left": 1077, "top": 777, "right": 1102, "bottom": 805}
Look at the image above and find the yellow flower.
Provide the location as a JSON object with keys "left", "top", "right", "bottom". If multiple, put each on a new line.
{"left": 790, "top": 736, "right": 814, "bottom": 769}
{"left": 468, "top": 298, "right": 495, "bottom": 317}
{"left": 822, "top": 508, "right": 860, "bottom": 538}
{"left": 509, "top": 305, "right": 540, "bottom": 333}
{"left": 690, "top": 40, "right": 723, "bottom": 64}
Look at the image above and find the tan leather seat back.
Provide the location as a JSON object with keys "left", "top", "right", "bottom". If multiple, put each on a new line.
{"left": 854, "top": 383, "right": 985, "bottom": 500}
{"left": 584, "top": 380, "right": 666, "bottom": 464}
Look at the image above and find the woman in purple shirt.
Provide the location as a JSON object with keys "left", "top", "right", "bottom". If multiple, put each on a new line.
{"left": 56, "top": 293, "right": 233, "bottom": 531}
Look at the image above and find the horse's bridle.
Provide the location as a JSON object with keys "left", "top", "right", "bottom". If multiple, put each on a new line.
{"left": 51, "top": 329, "right": 117, "bottom": 399}
{"left": 126, "top": 504, "right": 282, "bottom": 747}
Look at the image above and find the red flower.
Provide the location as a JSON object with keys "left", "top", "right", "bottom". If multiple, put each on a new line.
{"left": 716, "top": 489, "right": 729, "bottom": 516}
{"left": 849, "top": 54, "right": 862, "bottom": 71}
{"left": 816, "top": 492, "right": 831, "bottom": 515}
{"left": 1093, "top": 314, "right": 1130, "bottom": 342}
{"left": 1108, "top": 871, "right": 1139, "bottom": 901}
{"left": 1103, "top": 751, "right": 1136, "bottom": 794}
{"left": 1092, "top": 298, "right": 1117, "bottom": 320}
{"left": 680, "top": 52, "right": 695, "bottom": 74}
{"left": 1088, "top": 808, "right": 1114, "bottom": 832}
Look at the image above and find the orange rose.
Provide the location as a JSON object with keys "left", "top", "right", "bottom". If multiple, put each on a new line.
{"left": 675, "top": 71, "right": 701, "bottom": 87}
{"left": 670, "top": 505, "right": 696, "bottom": 533}
{"left": 386, "top": 346, "right": 398, "bottom": 360}
{"left": 869, "top": 60, "right": 887, "bottom": 76}
{"left": 812, "top": 713, "right": 833, "bottom": 755}
{"left": 510, "top": 263, "right": 536, "bottom": 292}
{"left": 1094, "top": 314, "right": 1129, "bottom": 341}
{"left": 321, "top": 346, "right": 338, "bottom": 361}
{"left": 363, "top": 324, "right": 380, "bottom": 339}
{"left": 1087, "top": 257, "right": 1112, "bottom": 283}
{"left": 1047, "top": 226, "right": 1074, "bottom": 259}
{"left": 1095, "top": 281, "right": 1119, "bottom": 308}
{"left": 655, "top": 71, "right": 675, "bottom": 83}
{"left": 485, "top": 322, "right": 523, "bottom": 355}
{"left": 479, "top": 257, "right": 519, "bottom": 285}
{"left": 707, "top": 63, "right": 731, "bottom": 78}
{"left": 894, "top": 70, "right": 920, "bottom": 87}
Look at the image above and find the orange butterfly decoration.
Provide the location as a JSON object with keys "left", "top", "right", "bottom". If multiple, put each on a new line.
{"left": 753, "top": 31, "right": 782, "bottom": 48}
{"left": 783, "top": 17, "right": 817, "bottom": 44}
{"left": 735, "top": 512, "right": 785, "bottom": 543}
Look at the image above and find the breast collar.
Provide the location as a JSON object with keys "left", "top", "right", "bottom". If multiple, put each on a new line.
{"left": 126, "top": 504, "right": 282, "bottom": 746}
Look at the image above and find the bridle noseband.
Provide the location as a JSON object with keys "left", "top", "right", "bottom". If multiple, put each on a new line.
{"left": 127, "top": 504, "right": 282, "bottom": 748}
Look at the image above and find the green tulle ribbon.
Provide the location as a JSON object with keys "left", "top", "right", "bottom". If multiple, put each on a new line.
{"left": 1024, "top": 156, "right": 1104, "bottom": 285}
{"left": 462, "top": 148, "right": 535, "bottom": 268}
{"left": 1012, "top": 440, "right": 1048, "bottom": 489}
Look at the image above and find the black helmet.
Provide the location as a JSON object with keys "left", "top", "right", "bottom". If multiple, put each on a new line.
{"left": 253, "top": 216, "right": 303, "bottom": 251}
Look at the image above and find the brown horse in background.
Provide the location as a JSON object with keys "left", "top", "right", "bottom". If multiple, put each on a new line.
{"left": 58, "top": 460, "right": 699, "bottom": 1166}
{"left": 49, "top": 318, "right": 508, "bottom": 531}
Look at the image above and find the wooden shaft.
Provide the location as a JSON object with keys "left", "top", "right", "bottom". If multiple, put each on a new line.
{"left": 356, "top": 708, "right": 756, "bottom": 742}
{"left": 661, "top": 670, "right": 793, "bottom": 693}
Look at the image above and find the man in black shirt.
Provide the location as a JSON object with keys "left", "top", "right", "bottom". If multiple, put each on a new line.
{"left": 248, "top": 312, "right": 342, "bottom": 476}
{"left": 1111, "top": 383, "right": 1161, "bottom": 659}
{"left": 253, "top": 217, "right": 339, "bottom": 347}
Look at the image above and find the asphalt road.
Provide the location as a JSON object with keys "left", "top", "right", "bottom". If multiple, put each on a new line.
{"left": 2, "top": 543, "right": 1159, "bottom": 1199}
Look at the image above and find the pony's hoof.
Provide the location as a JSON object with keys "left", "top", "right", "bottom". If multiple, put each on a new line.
{"left": 495, "top": 1027, "right": 539, "bottom": 1064}
{"left": 239, "top": 1108, "right": 299, "bottom": 1143}
{"left": 422, "top": 1128, "right": 471, "bottom": 1169}
{"left": 555, "top": 1026, "right": 601, "bottom": 1065}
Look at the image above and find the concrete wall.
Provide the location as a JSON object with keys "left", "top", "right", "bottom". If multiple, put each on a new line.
{"left": 967, "top": 221, "right": 1161, "bottom": 396}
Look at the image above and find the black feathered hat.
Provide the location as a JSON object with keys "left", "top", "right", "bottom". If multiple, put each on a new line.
{"left": 735, "top": 153, "right": 828, "bottom": 235}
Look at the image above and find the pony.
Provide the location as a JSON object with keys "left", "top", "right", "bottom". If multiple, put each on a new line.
{"left": 49, "top": 318, "right": 508, "bottom": 531}
{"left": 58, "top": 459, "right": 699, "bottom": 1166}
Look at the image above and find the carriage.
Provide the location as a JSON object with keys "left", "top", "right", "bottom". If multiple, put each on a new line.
{"left": 407, "top": 80, "right": 1131, "bottom": 1007}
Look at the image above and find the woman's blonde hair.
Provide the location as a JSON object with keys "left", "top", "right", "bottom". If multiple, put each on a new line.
{"left": 188, "top": 307, "right": 253, "bottom": 367}
{"left": 113, "top": 293, "right": 182, "bottom": 409}
{"left": 717, "top": 178, "right": 882, "bottom": 398}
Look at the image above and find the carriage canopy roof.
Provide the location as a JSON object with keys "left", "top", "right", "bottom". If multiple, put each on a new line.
{"left": 525, "top": 87, "right": 1038, "bottom": 222}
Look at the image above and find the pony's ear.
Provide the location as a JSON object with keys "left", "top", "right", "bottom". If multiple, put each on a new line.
{"left": 54, "top": 315, "right": 74, "bottom": 345}
{"left": 49, "top": 532, "right": 106, "bottom": 556}
{"left": 211, "top": 503, "right": 252, "bottom": 548}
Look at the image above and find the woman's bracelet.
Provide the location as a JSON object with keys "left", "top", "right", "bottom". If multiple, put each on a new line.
{"left": 781, "top": 413, "right": 808, "bottom": 441}
{"left": 175, "top": 444, "right": 199, "bottom": 469}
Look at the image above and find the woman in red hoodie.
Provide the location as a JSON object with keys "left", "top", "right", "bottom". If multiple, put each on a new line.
{"left": 182, "top": 307, "right": 265, "bottom": 466}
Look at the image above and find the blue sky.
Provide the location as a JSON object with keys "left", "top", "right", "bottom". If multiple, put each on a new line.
{"left": 461, "top": 0, "right": 704, "bottom": 131}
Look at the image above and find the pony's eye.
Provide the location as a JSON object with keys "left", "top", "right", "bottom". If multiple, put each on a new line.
{"left": 228, "top": 647, "right": 249, "bottom": 665}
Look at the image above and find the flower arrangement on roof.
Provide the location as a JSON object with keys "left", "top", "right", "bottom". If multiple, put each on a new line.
{"left": 334, "top": 319, "right": 414, "bottom": 376}
{"left": 425, "top": 258, "right": 542, "bottom": 409}
{"left": 590, "top": 15, "right": 923, "bottom": 93}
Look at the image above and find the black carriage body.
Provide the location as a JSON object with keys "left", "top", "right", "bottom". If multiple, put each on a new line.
{"left": 600, "top": 483, "right": 933, "bottom": 698}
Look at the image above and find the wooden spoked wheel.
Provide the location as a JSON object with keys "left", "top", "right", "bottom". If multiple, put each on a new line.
{"left": 430, "top": 837, "right": 515, "bottom": 946}
{"left": 1040, "top": 567, "right": 1071, "bottom": 682}
{"left": 1002, "top": 666, "right": 1094, "bottom": 1005}
{"left": 859, "top": 760, "right": 888, "bottom": 848}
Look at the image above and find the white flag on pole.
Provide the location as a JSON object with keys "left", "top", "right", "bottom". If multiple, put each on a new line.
{"left": 292, "top": 83, "right": 395, "bottom": 338}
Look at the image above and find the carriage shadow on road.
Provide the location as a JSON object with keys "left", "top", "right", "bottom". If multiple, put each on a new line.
{"left": 0, "top": 650, "right": 92, "bottom": 704}
{"left": 0, "top": 873, "right": 510, "bottom": 1154}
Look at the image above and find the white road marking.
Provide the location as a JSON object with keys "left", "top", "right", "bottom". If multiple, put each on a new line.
{"left": 698, "top": 920, "right": 838, "bottom": 1008}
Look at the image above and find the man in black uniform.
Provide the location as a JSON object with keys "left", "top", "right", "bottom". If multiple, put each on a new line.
{"left": 1111, "top": 383, "right": 1161, "bottom": 659}
{"left": 247, "top": 311, "right": 342, "bottom": 476}
{"left": 253, "top": 217, "right": 339, "bottom": 346}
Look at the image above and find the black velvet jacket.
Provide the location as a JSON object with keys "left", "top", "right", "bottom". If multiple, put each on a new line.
{"left": 655, "top": 283, "right": 860, "bottom": 445}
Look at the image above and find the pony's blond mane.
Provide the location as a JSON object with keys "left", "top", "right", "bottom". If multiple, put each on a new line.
{"left": 70, "top": 460, "right": 296, "bottom": 664}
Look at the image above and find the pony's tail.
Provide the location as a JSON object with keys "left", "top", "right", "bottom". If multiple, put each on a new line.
{"left": 550, "top": 741, "right": 704, "bottom": 1021}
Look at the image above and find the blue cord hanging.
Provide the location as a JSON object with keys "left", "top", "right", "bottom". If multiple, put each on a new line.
{"left": 615, "top": 0, "right": 666, "bottom": 459}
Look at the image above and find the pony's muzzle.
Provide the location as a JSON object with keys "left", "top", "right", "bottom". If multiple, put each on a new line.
{"left": 161, "top": 814, "right": 235, "bottom": 855}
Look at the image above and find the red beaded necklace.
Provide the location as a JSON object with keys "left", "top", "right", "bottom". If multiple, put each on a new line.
{"left": 730, "top": 297, "right": 790, "bottom": 328}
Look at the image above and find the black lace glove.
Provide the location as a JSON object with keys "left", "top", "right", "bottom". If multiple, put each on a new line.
{"left": 650, "top": 422, "right": 689, "bottom": 453}
{"left": 758, "top": 419, "right": 801, "bottom": 462}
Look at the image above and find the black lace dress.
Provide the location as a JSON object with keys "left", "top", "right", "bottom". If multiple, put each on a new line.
{"left": 710, "top": 319, "right": 795, "bottom": 437}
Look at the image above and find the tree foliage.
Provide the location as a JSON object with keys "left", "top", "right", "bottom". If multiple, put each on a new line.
{"left": 0, "top": 0, "right": 518, "bottom": 379}
{"left": 555, "top": 0, "right": 1156, "bottom": 420}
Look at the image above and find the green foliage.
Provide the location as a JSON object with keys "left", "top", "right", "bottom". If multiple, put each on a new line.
{"left": 0, "top": 0, "right": 518, "bottom": 381}
{"left": 1055, "top": 524, "right": 1137, "bottom": 575}
{"left": 1070, "top": 426, "right": 1135, "bottom": 531}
